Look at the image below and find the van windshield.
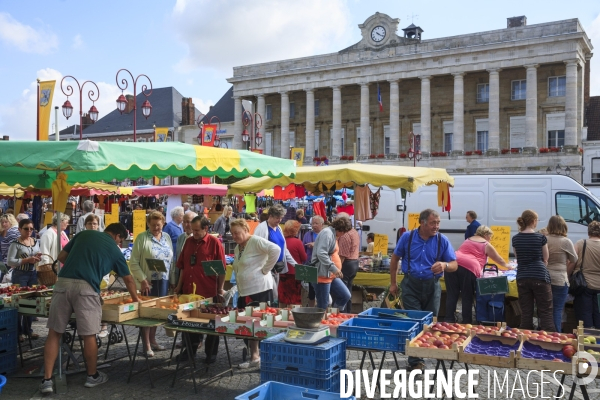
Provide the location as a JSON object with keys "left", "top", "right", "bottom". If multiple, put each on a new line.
{"left": 556, "top": 192, "right": 600, "bottom": 225}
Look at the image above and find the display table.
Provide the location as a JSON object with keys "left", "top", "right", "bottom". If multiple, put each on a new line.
{"left": 122, "top": 318, "right": 166, "bottom": 387}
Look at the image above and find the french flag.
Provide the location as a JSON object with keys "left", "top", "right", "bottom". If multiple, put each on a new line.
{"left": 377, "top": 84, "right": 383, "bottom": 112}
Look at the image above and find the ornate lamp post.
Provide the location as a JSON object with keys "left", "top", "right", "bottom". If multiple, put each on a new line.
{"left": 60, "top": 76, "right": 100, "bottom": 139}
{"left": 115, "top": 69, "right": 153, "bottom": 142}
{"left": 196, "top": 115, "right": 222, "bottom": 146}
{"left": 241, "top": 110, "right": 263, "bottom": 151}
{"left": 407, "top": 131, "right": 422, "bottom": 167}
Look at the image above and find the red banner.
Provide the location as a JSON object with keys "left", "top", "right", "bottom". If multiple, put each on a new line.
{"left": 200, "top": 177, "right": 211, "bottom": 184}
{"left": 201, "top": 124, "right": 218, "bottom": 147}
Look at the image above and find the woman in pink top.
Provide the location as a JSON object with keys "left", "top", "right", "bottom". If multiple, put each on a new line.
{"left": 445, "top": 225, "right": 508, "bottom": 323}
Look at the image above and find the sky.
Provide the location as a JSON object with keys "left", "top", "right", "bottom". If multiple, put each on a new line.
{"left": 0, "top": 0, "right": 599, "bottom": 141}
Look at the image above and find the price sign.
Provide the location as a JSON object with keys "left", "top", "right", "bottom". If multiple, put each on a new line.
{"left": 132, "top": 210, "right": 147, "bottom": 240}
{"left": 489, "top": 226, "right": 511, "bottom": 262}
{"left": 373, "top": 234, "right": 388, "bottom": 254}
{"left": 121, "top": 304, "right": 135, "bottom": 312}
{"left": 202, "top": 260, "right": 226, "bottom": 276}
{"left": 44, "top": 211, "right": 53, "bottom": 226}
{"left": 408, "top": 213, "right": 420, "bottom": 230}
{"left": 104, "top": 204, "right": 119, "bottom": 226}
{"left": 477, "top": 276, "right": 509, "bottom": 296}
{"left": 295, "top": 264, "right": 318, "bottom": 283}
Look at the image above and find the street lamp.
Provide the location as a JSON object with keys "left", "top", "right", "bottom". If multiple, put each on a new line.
{"left": 556, "top": 164, "right": 562, "bottom": 175}
{"left": 196, "top": 115, "right": 221, "bottom": 147}
{"left": 407, "top": 131, "right": 422, "bottom": 167}
{"left": 241, "top": 110, "right": 263, "bottom": 150}
{"left": 60, "top": 76, "right": 100, "bottom": 139}
{"left": 115, "top": 68, "right": 153, "bottom": 142}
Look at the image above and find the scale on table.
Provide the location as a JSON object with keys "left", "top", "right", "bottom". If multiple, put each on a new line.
{"left": 283, "top": 307, "right": 331, "bottom": 345}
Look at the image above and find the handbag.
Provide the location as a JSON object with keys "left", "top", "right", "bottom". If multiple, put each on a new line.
{"left": 272, "top": 261, "right": 286, "bottom": 273}
{"left": 569, "top": 240, "right": 588, "bottom": 296}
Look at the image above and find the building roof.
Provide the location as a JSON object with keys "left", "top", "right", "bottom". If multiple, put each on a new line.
{"left": 588, "top": 96, "right": 600, "bottom": 140}
{"left": 82, "top": 87, "right": 200, "bottom": 135}
{"left": 203, "top": 86, "right": 239, "bottom": 123}
{"left": 58, "top": 125, "right": 80, "bottom": 137}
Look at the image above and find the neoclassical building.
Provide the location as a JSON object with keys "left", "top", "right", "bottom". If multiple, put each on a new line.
{"left": 227, "top": 13, "right": 593, "bottom": 180}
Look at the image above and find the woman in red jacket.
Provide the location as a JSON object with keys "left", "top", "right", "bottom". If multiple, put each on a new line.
{"left": 279, "top": 220, "right": 307, "bottom": 306}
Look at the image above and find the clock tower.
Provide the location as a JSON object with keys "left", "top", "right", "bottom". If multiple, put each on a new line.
{"left": 358, "top": 12, "right": 400, "bottom": 48}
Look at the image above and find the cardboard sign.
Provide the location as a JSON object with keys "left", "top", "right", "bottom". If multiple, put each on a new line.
{"left": 477, "top": 276, "right": 509, "bottom": 295}
{"left": 373, "top": 234, "right": 388, "bottom": 254}
{"left": 132, "top": 210, "right": 146, "bottom": 240}
{"left": 489, "top": 225, "right": 511, "bottom": 262}
{"left": 104, "top": 204, "right": 119, "bottom": 226}
{"left": 247, "top": 221, "right": 259, "bottom": 235}
{"left": 44, "top": 211, "right": 53, "bottom": 226}
{"left": 408, "top": 213, "right": 420, "bottom": 230}
{"left": 295, "top": 264, "right": 318, "bottom": 283}
{"left": 202, "top": 260, "right": 226, "bottom": 276}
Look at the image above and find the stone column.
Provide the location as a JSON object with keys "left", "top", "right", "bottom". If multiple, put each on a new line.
{"left": 564, "top": 59, "right": 579, "bottom": 149}
{"left": 488, "top": 68, "right": 501, "bottom": 155}
{"left": 452, "top": 73, "right": 464, "bottom": 155}
{"left": 524, "top": 64, "right": 539, "bottom": 152}
{"left": 332, "top": 86, "right": 342, "bottom": 157}
{"left": 420, "top": 76, "right": 431, "bottom": 154}
{"left": 280, "top": 92, "right": 290, "bottom": 158}
{"left": 389, "top": 80, "right": 400, "bottom": 155}
{"left": 360, "top": 83, "right": 370, "bottom": 155}
{"left": 256, "top": 94, "right": 266, "bottom": 151}
{"left": 305, "top": 89, "right": 315, "bottom": 161}
{"left": 233, "top": 96, "right": 243, "bottom": 149}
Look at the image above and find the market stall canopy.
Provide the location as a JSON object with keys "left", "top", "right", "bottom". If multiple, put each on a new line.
{"left": 133, "top": 184, "right": 228, "bottom": 196}
{"left": 228, "top": 164, "right": 454, "bottom": 195}
{"left": 0, "top": 181, "right": 120, "bottom": 198}
{"left": 0, "top": 140, "right": 296, "bottom": 187}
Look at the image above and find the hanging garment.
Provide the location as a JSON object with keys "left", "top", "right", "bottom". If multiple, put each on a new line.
{"left": 295, "top": 185, "right": 306, "bottom": 198}
{"left": 437, "top": 183, "right": 452, "bottom": 212}
{"left": 313, "top": 200, "right": 326, "bottom": 218}
{"left": 274, "top": 184, "right": 296, "bottom": 200}
{"left": 354, "top": 185, "right": 372, "bottom": 221}
{"left": 337, "top": 204, "right": 354, "bottom": 216}
{"left": 244, "top": 194, "right": 257, "bottom": 213}
{"left": 370, "top": 188, "right": 381, "bottom": 219}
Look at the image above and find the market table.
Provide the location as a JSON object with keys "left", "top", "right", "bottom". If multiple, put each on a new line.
{"left": 122, "top": 318, "right": 167, "bottom": 387}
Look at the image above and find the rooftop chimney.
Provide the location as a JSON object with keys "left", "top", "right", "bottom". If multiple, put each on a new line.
{"left": 125, "top": 94, "right": 135, "bottom": 114}
{"left": 507, "top": 16, "right": 527, "bottom": 28}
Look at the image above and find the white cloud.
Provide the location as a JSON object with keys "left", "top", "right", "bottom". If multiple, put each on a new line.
{"left": 170, "top": 0, "right": 352, "bottom": 73}
{"left": 0, "top": 68, "right": 123, "bottom": 140}
{"left": 0, "top": 12, "right": 58, "bottom": 54}
{"left": 72, "top": 34, "right": 84, "bottom": 50}
{"left": 587, "top": 14, "right": 600, "bottom": 97}
{"left": 192, "top": 97, "right": 214, "bottom": 115}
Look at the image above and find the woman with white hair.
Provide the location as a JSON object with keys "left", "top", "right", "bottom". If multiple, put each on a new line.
{"left": 39, "top": 213, "right": 70, "bottom": 266}
{"left": 163, "top": 206, "right": 184, "bottom": 255}
{"left": 213, "top": 206, "right": 233, "bottom": 237}
{"left": 1, "top": 213, "right": 20, "bottom": 275}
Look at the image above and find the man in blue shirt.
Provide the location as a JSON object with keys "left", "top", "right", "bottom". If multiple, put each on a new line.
{"left": 465, "top": 210, "right": 481, "bottom": 239}
{"left": 163, "top": 206, "right": 184, "bottom": 254}
{"left": 390, "top": 209, "right": 457, "bottom": 372}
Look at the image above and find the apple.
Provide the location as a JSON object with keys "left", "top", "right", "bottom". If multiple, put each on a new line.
{"left": 559, "top": 335, "right": 568, "bottom": 340}
{"left": 502, "top": 332, "right": 511, "bottom": 337}
{"left": 421, "top": 343, "right": 431, "bottom": 348}
{"left": 551, "top": 332, "right": 561, "bottom": 337}
{"left": 413, "top": 343, "right": 421, "bottom": 347}
{"left": 522, "top": 330, "right": 532, "bottom": 335}
{"left": 439, "top": 345, "right": 450, "bottom": 350}
{"left": 563, "top": 345, "right": 576, "bottom": 359}
{"left": 434, "top": 331, "right": 442, "bottom": 337}
{"left": 433, "top": 339, "right": 444, "bottom": 347}
{"left": 566, "top": 334, "right": 576, "bottom": 339}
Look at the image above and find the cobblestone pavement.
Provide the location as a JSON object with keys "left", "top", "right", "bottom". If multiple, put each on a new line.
{"left": 3, "top": 318, "right": 600, "bottom": 400}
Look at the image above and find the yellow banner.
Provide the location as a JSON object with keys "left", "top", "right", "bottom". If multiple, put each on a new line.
{"left": 154, "top": 127, "right": 169, "bottom": 142}
{"left": 132, "top": 210, "right": 147, "bottom": 240}
{"left": 38, "top": 80, "right": 56, "bottom": 141}
{"left": 291, "top": 148, "right": 304, "bottom": 166}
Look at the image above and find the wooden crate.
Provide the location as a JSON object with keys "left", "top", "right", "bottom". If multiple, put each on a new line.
{"left": 13, "top": 292, "right": 53, "bottom": 316}
{"left": 139, "top": 296, "right": 200, "bottom": 320}
{"left": 516, "top": 339, "right": 576, "bottom": 374}
{"left": 101, "top": 296, "right": 139, "bottom": 322}
{"left": 458, "top": 332, "right": 519, "bottom": 368}
{"left": 406, "top": 325, "right": 471, "bottom": 361}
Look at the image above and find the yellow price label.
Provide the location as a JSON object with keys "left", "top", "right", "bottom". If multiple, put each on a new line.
{"left": 104, "top": 204, "right": 120, "bottom": 226}
{"left": 408, "top": 213, "right": 420, "bottom": 230}
{"left": 132, "top": 210, "right": 147, "bottom": 240}
{"left": 287, "top": 330, "right": 305, "bottom": 339}
{"left": 489, "top": 225, "right": 511, "bottom": 263}
{"left": 373, "top": 234, "right": 388, "bottom": 254}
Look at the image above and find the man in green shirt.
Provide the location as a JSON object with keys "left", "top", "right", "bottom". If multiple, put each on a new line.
{"left": 40, "top": 223, "right": 139, "bottom": 394}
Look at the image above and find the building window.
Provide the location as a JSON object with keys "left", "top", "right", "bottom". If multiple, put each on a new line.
{"left": 265, "top": 132, "right": 272, "bottom": 156}
{"left": 329, "top": 128, "right": 346, "bottom": 156}
{"left": 266, "top": 104, "right": 272, "bottom": 121}
{"left": 383, "top": 125, "right": 390, "bottom": 155}
{"left": 477, "top": 131, "right": 489, "bottom": 152}
{"left": 511, "top": 80, "right": 526, "bottom": 100}
{"left": 592, "top": 158, "right": 600, "bottom": 184}
{"left": 289, "top": 131, "right": 295, "bottom": 148}
{"left": 547, "top": 130, "right": 565, "bottom": 148}
{"left": 509, "top": 116, "right": 526, "bottom": 148}
{"left": 477, "top": 84, "right": 489, "bottom": 103}
{"left": 289, "top": 102, "right": 295, "bottom": 119}
{"left": 548, "top": 76, "right": 566, "bottom": 97}
{"left": 356, "top": 126, "right": 372, "bottom": 155}
{"left": 314, "top": 100, "right": 320, "bottom": 116}
{"left": 443, "top": 121, "right": 454, "bottom": 153}
{"left": 314, "top": 129, "right": 320, "bottom": 157}
{"left": 412, "top": 123, "right": 421, "bottom": 152}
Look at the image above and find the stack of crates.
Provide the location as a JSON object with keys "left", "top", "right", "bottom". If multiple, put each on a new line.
{"left": 0, "top": 307, "right": 18, "bottom": 375}
{"left": 260, "top": 333, "right": 346, "bottom": 393}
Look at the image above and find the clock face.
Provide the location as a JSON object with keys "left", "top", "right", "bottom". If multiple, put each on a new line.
{"left": 371, "top": 26, "right": 386, "bottom": 42}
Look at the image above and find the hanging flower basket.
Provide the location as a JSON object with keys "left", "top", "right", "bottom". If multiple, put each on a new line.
{"left": 549, "top": 147, "right": 560, "bottom": 153}
{"left": 348, "top": 155, "right": 354, "bottom": 161}
{"left": 510, "top": 148, "right": 520, "bottom": 154}
{"left": 465, "top": 151, "right": 473, "bottom": 156}
{"left": 340, "top": 155, "right": 349, "bottom": 160}
{"left": 368, "top": 154, "right": 377, "bottom": 159}
{"left": 399, "top": 153, "right": 407, "bottom": 158}
{"left": 377, "top": 154, "right": 385, "bottom": 159}
{"left": 475, "top": 150, "right": 483, "bottom": 155}
{"left": 539, "top": 147, "right": 549, "bottom": 153}
{"left": 501, "top": 149, "right": 510, "bottom": 154}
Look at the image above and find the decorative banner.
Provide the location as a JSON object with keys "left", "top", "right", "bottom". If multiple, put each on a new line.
{"left": 373, "top": 233, "right": 388, "bottom": 254}
{"left": 489, "top": 225, "right": 511, "bottom": 263}
{"left": 38, "top": 80, "right": 56, "bottom": 141}
{"left": 201, "top": 124, "right": 217, "bottom": 147}
{"left": 132, "top": 210, "right": 147, "bottom": 240}
{"left": 408, "top": 213, "right": 420, "bottom": 230}
{"left": 291, "top": 148, "right": 305, "bottom": 166}
{"left": 154, "top": 127, "right": 169, "bottom": 142}
{"left": 104, "top": 204, "right": 119, "bottom": 226}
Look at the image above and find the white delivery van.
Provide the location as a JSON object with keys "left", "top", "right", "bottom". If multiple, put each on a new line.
{"left": 361, "top": 174, "right": 600, "bottom": 253}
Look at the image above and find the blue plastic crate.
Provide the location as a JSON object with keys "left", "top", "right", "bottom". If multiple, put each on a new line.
{"left": 0, "top": 330, "right": 17, "bottom": 354}
{"left": 357, "top": 308, "right": 433, "bottom": 331}
{"left": 0, "top": 308, "right": 17, "bottom": 332}
{"left": 337, "top": 317, "right": 418, "bottom": 352}
{"left": 236, "top": 381, "right": 355, "bottom": 400}
{"left": 260, "top": 369, "right": 341, "bottom": 393}
{"left": 260, "top": 334, "right": 346, "bottom": 375}
{"left": 0, "top": 350, "right": 17, "bottom": 375}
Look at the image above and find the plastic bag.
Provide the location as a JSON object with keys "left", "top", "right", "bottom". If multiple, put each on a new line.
{"left": 383, "top": 283, "right": 403, "bottom": 309}
{"left": 222, "top": 285, "right": 238, "bottom": 306}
